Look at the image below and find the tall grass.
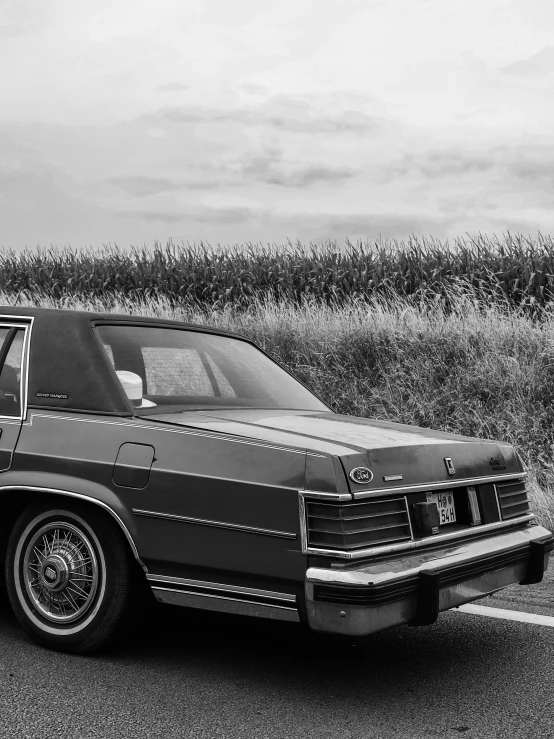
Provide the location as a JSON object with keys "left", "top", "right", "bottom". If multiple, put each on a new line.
{"left": 2, "top": 286, "right": 553, "bottom": 526}
{"left": 4, "top": 232, "right": 554, "bottom": 310}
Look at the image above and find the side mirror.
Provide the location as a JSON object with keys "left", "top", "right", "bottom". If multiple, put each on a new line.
{"left": 115, "top": 370, "right": 156, "bottom": 408}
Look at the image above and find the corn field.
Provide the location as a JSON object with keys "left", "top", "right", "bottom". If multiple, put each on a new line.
{"left": 3, "top": 232, "right": 554, "bottom": 310}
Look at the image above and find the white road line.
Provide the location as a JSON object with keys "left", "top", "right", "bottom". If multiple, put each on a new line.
{"left": 454, "top": 603, "right": 554, "bottom": 627}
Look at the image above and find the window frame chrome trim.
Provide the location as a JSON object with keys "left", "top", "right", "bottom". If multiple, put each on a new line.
{"left": 0, "top": 317, "right": 34, "bottom": 422}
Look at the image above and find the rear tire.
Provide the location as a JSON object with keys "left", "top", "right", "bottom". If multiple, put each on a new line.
{"left": 5, "top": 502, "right": 132, "bottom": 654}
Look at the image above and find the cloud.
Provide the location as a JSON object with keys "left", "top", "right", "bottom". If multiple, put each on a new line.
{"left": 111, "top": 176, "right": 183, "bottom": 196}
{"left": 155, "top": 94, "right": 379, "bottom": 134}
{"left": 0, "top": 166, "right": 123, "bottom": 247}
{"left": 386, "top": 142, "right": 554, "bottom": 185}
{"left": 0, "top": 24, "right": 23, "bottom": 38}
{"left": 156, "top": 83, "right": 189, "bottom": 93}
{"left": 390, "top": 149, "right": 498, "bottom": 180}
{"left": 117, "top": 210, "right": 185, "bottom": 223}
{"left": 4, "top": 92, "right": 554, "bottom": 250}
{"left": 193, "top": 206, "right": 260, "bottom": 224}
{"left": 265, "top": 165, "right": 356, "bottom": 187}
{"left": 0, "top": 1, "right": 53, "bottom": 39}
{"left": 504, "top": 149, "right": 554, "bottom": 182}
{"left": 240, "top": 149, "right": 357, "bottom": 187}
{"left": 116, "top": 205, "right": 260, "bottom": 225}
{"left": 111, "top": 175, "right": 220, "bottom": 196}
{"left": 239, "top": 82, "right": 269, "bottom": 96}
{"left": 108, "top": 146, "right": 359, "bottom": 196}
{"left": 114, "top": 203, "right": 452, "bottom": 239}
{"left": 322, "top": 212, "right": 450, "bottom": 239}
{"left": 509, "top": 163, "right": 554, "bottom": 181}
{"left": 500, "top": 47, "right": 554, "bottom": 76}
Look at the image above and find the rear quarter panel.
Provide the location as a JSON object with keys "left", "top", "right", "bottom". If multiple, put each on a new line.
{"left": 6, "top": 411, "right": 308, "bottom": 589}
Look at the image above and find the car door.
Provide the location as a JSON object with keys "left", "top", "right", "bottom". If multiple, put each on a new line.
{"left": 0, "top": 320, "right": 31, "bottom": 472}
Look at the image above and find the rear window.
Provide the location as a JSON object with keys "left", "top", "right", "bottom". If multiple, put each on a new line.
{"left": 95, "top": 325, "right": 327, "bottom": 414}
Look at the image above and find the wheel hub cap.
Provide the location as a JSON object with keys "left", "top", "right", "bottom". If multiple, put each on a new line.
{"left": 40, "top": 555, "right": 69, "bottom": 591}
{"left": 23, "top": 521, "right": 99, "bottom": 624}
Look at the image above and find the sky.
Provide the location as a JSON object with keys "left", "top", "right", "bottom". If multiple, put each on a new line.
{"left": 1, "top": 0, "right": 554, "bottom": 250}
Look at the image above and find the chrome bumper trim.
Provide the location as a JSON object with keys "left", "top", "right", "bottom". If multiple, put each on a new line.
{"left": 305, "top": 525, "right": 553, "bottom": 637}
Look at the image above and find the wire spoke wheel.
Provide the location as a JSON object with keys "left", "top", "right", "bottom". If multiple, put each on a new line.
{"left": 23, "top": 521, "right": 99, "bottom": 624}
{"left": 7, "top": 504, "right": 133, "bottom": 653}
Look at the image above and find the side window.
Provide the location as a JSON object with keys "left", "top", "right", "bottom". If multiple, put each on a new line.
{"left": 0, "top": 327, "right": 25, "bottom": 417}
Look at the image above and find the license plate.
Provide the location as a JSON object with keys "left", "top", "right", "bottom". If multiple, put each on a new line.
{"left": 429, "top": 491, "right": 456, "bottom": 525}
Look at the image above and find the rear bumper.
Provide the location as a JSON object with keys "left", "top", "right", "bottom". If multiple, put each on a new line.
{"left": 305, "top": 524, "right": 554, "bottom": 636}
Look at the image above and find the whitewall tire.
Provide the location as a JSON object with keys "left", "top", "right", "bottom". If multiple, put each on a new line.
{"left": 6, "top": 503, "right": 132, "bottom": 654}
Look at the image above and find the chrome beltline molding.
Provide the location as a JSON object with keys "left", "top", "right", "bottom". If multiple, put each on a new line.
{"left": 0, "top": 484, "right": 147, "bottom": 572}
{"left": 351, "top": 471, "right": 528, "bottom": 499}
{"left": 301, "top": 514, "right": 535, "bottom": 559}
{"left": 26, "top": 412, "right": 325, "bottom": 458}
{"left": 133, "top": 508, "right": 297, "bottom": 540}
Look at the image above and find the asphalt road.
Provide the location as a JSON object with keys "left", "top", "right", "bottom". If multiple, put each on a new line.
{"left": 1, "top": 572, "right": 553, "bottom": 739}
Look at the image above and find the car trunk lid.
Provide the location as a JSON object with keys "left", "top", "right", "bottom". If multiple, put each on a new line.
{"left": 142, "top": 408, "right": 522, "bottom": 492}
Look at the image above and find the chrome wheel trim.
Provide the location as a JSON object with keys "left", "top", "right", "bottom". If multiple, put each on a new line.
{"left": 22, "top": 522, "right": 99, "bottom": 624}
{"left": 13, "top": 510, "right": 107, "bottom": 635}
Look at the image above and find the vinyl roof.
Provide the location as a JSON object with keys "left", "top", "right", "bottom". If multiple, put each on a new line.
{"left": 0, "top": 306, "right": 245, "bottom": 415}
